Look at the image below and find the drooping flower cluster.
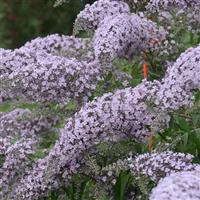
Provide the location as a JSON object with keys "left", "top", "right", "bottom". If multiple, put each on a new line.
{"left": 0, "top": 108, "right": 58, "bottom": 139}
{"left": 146, "top": 0, "right": 200, "bottom": 12}
{"left": 94, "top": 150, "right": 200, "bottom": 195}
{"left": 92, "top": 13, "right": 166, "bottom": 61}
{"left": 146, "top": 0, "right": 200, "bottom": 33}
{"left": 150, "top": 171, "right": 200, "bottom": 200}
{"left": 129, "top": 151, "right": 199, "bottom": 182}
{"left": 0, "top": 139, "right": 37, "bottom": 199}
{"left": 0, "top": 138, "right": 11, "bottom": 155}
{"left": 0, "top": 34, "right": 98, "bottom": 104}
{"left": 73, "top": 0, "right": 130, "bottom": 35}
{"left": 22, "top": 34, "right": 93, "bottom": 61}
{"left": 2, "top": 48, "right": 102, "bottom": 103}
{"left": 13, "top": 81, "right": 170, "bottom": 200}
{"left": 0, "top": 48, "right": 13, "bottom": 77}
{"left": 156, "top": 44, "right": 200, "bottom": 110}
{"left": 0, "top": 107, "right": 60, "bottom": 199}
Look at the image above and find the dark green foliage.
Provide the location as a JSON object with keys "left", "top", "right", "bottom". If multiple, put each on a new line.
{"left": 0, "top": 0, "right": 95, "bottom": 49}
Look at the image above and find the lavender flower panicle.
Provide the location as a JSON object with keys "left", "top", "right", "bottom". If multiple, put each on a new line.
{"left": 156, "top": 44, "right": 200, "bottom": 110}
{"left": 129, "top": 151, "right": 199, "bottom": 182}
{"left": 0, "top": 108, "right": 58, "bottom": 199}
{"left": 1, "top": 48, "right": 102, "bottom": 103}
{"left": 73, "top": 0, "right": 130, "bottom": 35}
{"left": 0, "top": 139, "right": 37, "bottom": 199}
{"left": 150, "top": 171, "right": 200, "bottom": 200}
{"left": 92, "top": 13, "right": 166, "bottom": 61}
{"left": 0, "top": 108, "right": 58, "bottom": 138}
{"left": 146, "top": 0, "right": 200, "bottom": 12}
{"left": 146, "top": 0, "right": 200, "bottom": 32}
{"left": 95, "top": 151, "right": 200, "bottom": 192}
{"left": 22, "top": 34, "right": 92, "bottom": 60}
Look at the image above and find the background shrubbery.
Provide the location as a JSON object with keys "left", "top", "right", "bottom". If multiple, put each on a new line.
{"left": 0, "top": 0, "right": 94, "bottom": 48}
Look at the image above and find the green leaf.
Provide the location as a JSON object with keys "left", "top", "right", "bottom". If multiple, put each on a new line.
{"left": 174, "top": 116, "right": 190, "bottom": 131}
{"left": 183, "top": 132, "right": 189, "bottom": 149}
{"left": 0, "top": 102, "right": 10, "bottom": 112}
{"left": 192, "top": 114, "right": 200, "bottom": 126}
{"left": 114, "top": 171, "right": 131, "bottom": 200}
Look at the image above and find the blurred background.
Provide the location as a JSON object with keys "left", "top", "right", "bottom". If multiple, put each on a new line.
{"left": 0, "top": 0, "right": 95, "bottom": 49}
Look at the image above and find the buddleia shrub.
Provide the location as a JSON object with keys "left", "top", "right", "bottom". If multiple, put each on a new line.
{"left": 0, "top": 0, "right": 200, "bottom": 200}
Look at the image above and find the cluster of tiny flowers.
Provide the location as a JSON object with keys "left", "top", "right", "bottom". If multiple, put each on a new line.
{"left": 22, "top": 34, "right": 93, "bottom": 61}
{"left": 0, "top": 109, "right": 30, "bottom": 138}
{"left": 0, "top": 49, "right": 31, "bottom": 102}
{"left": 146, "top": 0, "right": 200, "bottom": 12}
{"left": 0, "top": 138, "right": 11, "bottom": 155}
{"left": 0, "top": 48, "right": 39, "bottom": 78}
{"left": 146, "top": 0, "right": 200, "bottom": 32}
{"left": 0, "top": 33, "right": 109, "bottom": 104}
{"left": 14, "top": 81, "right": 170, "bottom": 200}
{"left": 129, "top": 151, "right": 199, "bottom": 182}
{"left": 95, "top": 157, "right": 130, "bottom": 195}
{"left": 92, "top": 13, "right": 166, "bottom": 61}
{"left": 156, "top": 44, "right": 200, "bottom": 110}
{"left": 150, "top": 171, "right": 200, "bottom": 200}
{"left": 0, "top": 108, "right": 58, "bottom": 139}
{"left": 0, "top": 108, "right": 59, "bottom": 199}
{"left": 94, "top": 150, "right": 199, "bottom": 193}
{"left": 0, "top": 48, "right": 13, "bottom": 77}
{"left": 3, "top": 48, "right": 102, "bottom": 103}
{"left": 0, "top": 139, "right": 37, "bottom": 199}
{"left": 73, "top": 0, "right": 130, "bottom": 35}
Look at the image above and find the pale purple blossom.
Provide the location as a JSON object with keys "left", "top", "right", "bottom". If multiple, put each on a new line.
{"left": 129, "top": 151, "right": 199, "bottom": 182}
{"left": 150, "top": 171, "right": 200, "bottom": 200}
{"left": 2, "top": 48, "right": 102, "bottom": 103}
{"left": 156, "top": 44, "right": 200, "bottom": 110}
{"left": 92, "top": 13, "right": 166, "bottom": 61}
{"left": 0, "top": 108, "right": 58, "bottom": 138}
{"left": 73, "top": 0, "right": 130, "bottom": 35}
{"left": 146, "top": 0, "right": 200, "bottom": 32}
{"left": 146, "top": 0, "right": 200, "bottom": 12}
{"left": 22, "top": 34, "right": 92, "bottom": 60}
{"left": 0, "top": 139, "right": 37, "bottom": 199}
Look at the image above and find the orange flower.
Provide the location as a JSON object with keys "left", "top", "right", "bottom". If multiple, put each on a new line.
{"left": 143, "top": 63, "right": 148, "bottom": 78}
